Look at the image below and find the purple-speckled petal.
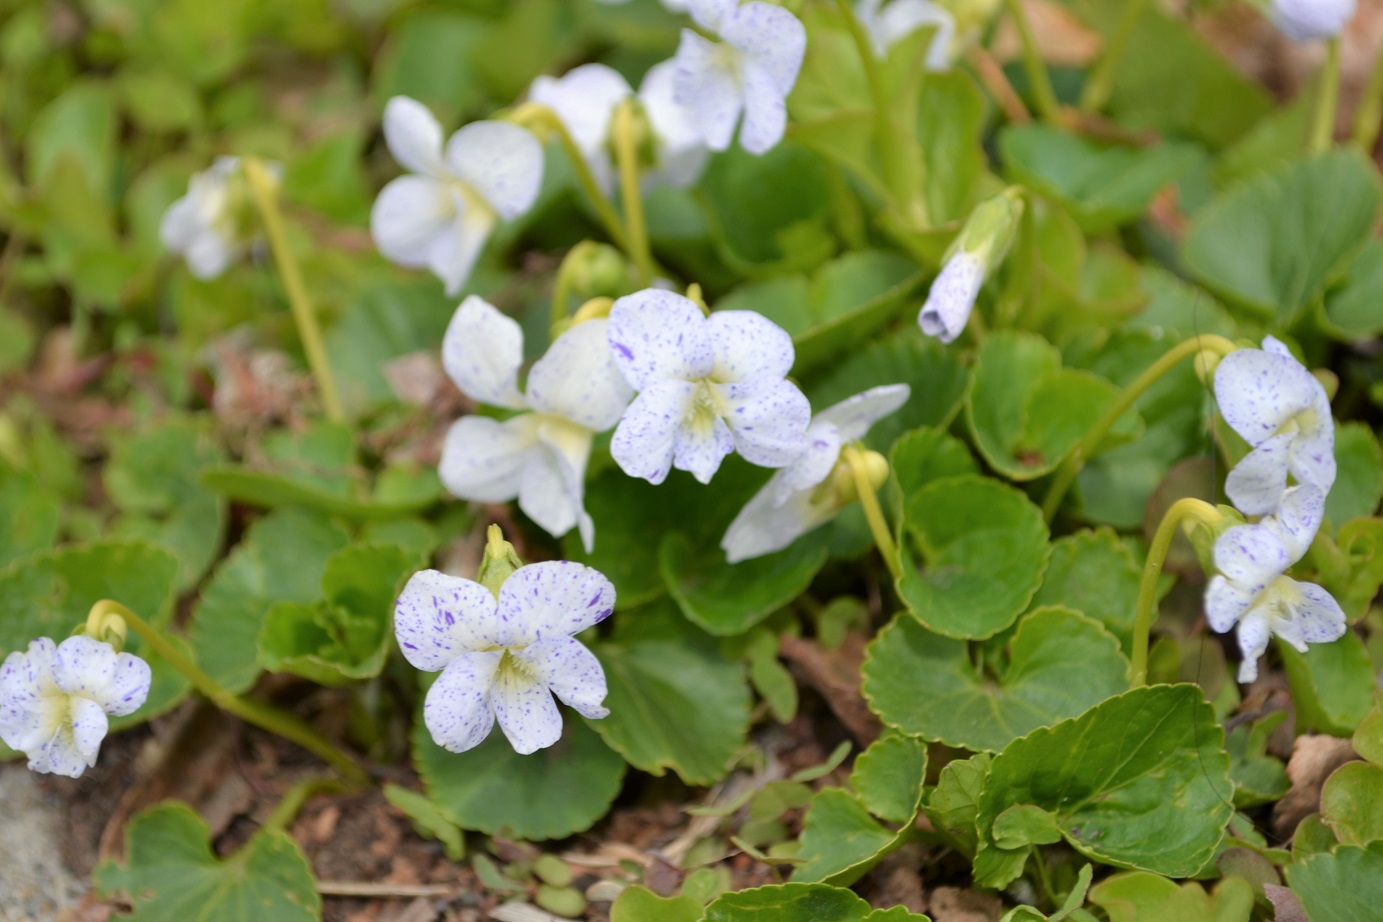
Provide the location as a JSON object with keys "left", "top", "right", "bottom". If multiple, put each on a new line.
{"left": 497, "top": 561, "right": 617, "bottom": 645}
{"left": 444, "top": 121, "right": 543, "bottom": 221}
{"left": 382, "top": 96, "right": 447, "bottom": 178}
{"left": 1224, "top": 431, "right": 1294, "bottom": 516}
{"left": 525, "top": 319, "right": 634, "bottom": 430}
{"left": 775, "top": 421, "right": 840, "bottom": 502}
{"left": 673, "top": 29, "right": 742, "bottom": 153}
{"left": 688, "top": 0, "right": 737, "bottom": 31}
{"left": 1205, "top": 574, "right": 1258, "bottom": 634}
{"left": 492, "top": 664, "right": 562, "bottom": 755}
{"left": 393, "top": 570, "right": 501, "bottom": 671}
{"left": 1284, "top": 579, "right": 1348, "bottom": 645}
{"left": 438, "top": 414, "right": 536, "bottom": 504}
{"left": 738, "top": 60, "right": 787, "bottom": 154}
{"left": 1287, "top": 417, "right": 1336, "bottom": 495}
{"left": 672, "top": 412, "right": 735, "bottom": 484}
{"left": 1262, "top": 484, "right": 1325, "bottom": 562}
{"left": 813, "top": 384, "right": 912, "bottom": 443}
{"left": 607, "top": 290, "right": 715, "bottom": 390}
{"left": 97, "top": 652, "right": 151, "bottom": 718}
{"left": 722, "top": 475, "right": 830, "bottom": 563}
{"left": 423, "top": 652, "right": 501, "bottom": 753}
{"left": 51, "top": 636, "right": 117, "bottom": 702}
{"left": 716, "top": 375, "right": 811, "bottom": 469}
{"left": 918, "top": 251, "right": 983, "bottom": 343}
{"left": 516, "top": 429, "right": 589, "bottom": 546}
{"left": 513, "top": 636, "right": 609, "bottom": 719}
{"left": 68, "top": 696, "right": 108, "bottom": 764}
{"left": 1214, "top": 346, "right": 1319, "bottom": 447}
{"left": 0, "top": 640, "right": 61, "bottom": 755}
{"left": 707, "top": 310, "right": 795, "bottom": 382}
{"left": 1234, "top": 609, "right": 1271, "bottom": 683}
{"left": 441, "top": 296, "right": 527, "bottom": 409}
{"left": 1212, "top": 524, "right": 1290, "bottom": 593}
{"left": 722, "top": 2, "right": 806, "bottom": 96}
{"left": 611, "top": 379, "right": 697, "bottom": 484}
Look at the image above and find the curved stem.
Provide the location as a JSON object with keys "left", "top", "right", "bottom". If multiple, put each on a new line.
{"left": 611, "top": 100, "right": 655, "bottom": 286}
{"left": 263, "top": 776, "right": 357, "bottom": 836}
{"left": 842, "top": 446, "right": 902, "bottom": 584}
{"left": 243, "top": 157, "right": 344, "bottom": 423}
{"left": 1001, "top": 0, "right": 1062, "bottom": 124}
{"left": 1310, "top": 38, "right": 1343, "bottom": 154}
{"left": 89, "top": 600, "right": 368, "bottom": 786}
{"left": 1129, "top": 499, "right": 1222, "bottom": 687}
{"left": 550, "top": 240, "right": 601, "bottom": 334}
{"left": 1041, "top": 334, "right": 1238, "bottom": 522}
{"left": 1078, "top": 0, "right": 1149, "bottom": 114}
{"left": 1352, "top": 38, "right": 1383, "bottom": 151}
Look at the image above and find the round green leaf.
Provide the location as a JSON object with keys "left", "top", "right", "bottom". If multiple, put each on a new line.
{"left": 1321, "top": 762, "right": 1383, "bottom": 848}
{"left": 611, "top": 886, "right": 701, "bottom": 922}
{"left": 1279, "top": 633, "right": 1377, "bottom": 736}
{"left": 887, "top": 427, "right": 978, "bottom": 518}
{"left": 700, "top": 142, "right": 834, "bottom": 273}
{"left": 1323, "top": 238, "right": 1383, "bottom": 341}
{"left": 863, "top": 608, "right": 1128, "bottom": 752}
{"left": 898, "top": 475, "right": 1049, "bottom": 639}
{"left": 413, "top": 712, "right": 626, "bottom": 841}
{"left": 1284, "top": 843, "right": 1383, "bottom": 922}
{"left": 974, "top": 684, "right": 1234, "bottom": 887}
{"left": 851, "top": 734, "right": 928, "bottom": 825}
{"left": 1327, "top": 422, "right": 1383, "bottom": 529}
{"left": 1088, "top": 872, "right": 1254, "bottom": 922}
{"left": 791, "top": 788, "right": 904, "bottom": 886}
{"left": 0, "top": 467, "right": 60, "bottom": 570}
{"left": 1029, "top": 529, "right": 1143, "bottom": 642}
{"left": 703, "top": 882, "right": 873, "bottom": 922}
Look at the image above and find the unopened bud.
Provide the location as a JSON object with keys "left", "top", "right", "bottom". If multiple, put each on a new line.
{"left": 477, "top": 525, "right": 524, "bottom": 598}
{"left": 572, "top": 245, "right": 629, "bottom": 299}
{"left": 954, "top": 186, "right": 1024, "bottom": 272}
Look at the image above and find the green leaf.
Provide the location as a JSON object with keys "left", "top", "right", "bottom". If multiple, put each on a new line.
{"left": 1226, "top": 711, "right": 1290, "bottom": 808}
{"left": 746, "top": 629, "right": 798, "bottom": 724}
{"left": 1279, "top": 632, "right": 1377, "bottom": 736}
{"left": 1327, "top": 423, "right": 1383, "bottom": 529}
{"left": 966, "top": 331, "right": 1137, "bottom": 481}
{"left": 793, "top": 251, "right": 925, "bottom": 374}
{"left": 201, "top": 465, "right": 441, "bottom": 521}
{"left": 863, "top": 608, "right": 1128, "bottom": 753}
{"left": 26, "top": 81, "right": 117, "bottom": 196}
{"left": 371, "top": 10, "right": 490, "bottom": 118}
{"left": 1323, "top": 239, "right": 1383, "bottom": 341}
{"left": 611, "top": 886, "right": 702, "bottom": 922}
{"left": 1286, "top": 843, "right": 1383, "bottom": 922}
{"left": 1182, "top": 150, "right": 1382, "bottom": 324}
{"left": 283, "top": 130, "right": 372, "bottom": 224}
{"left": 1029, "top": 529, "right": 1143, "bottom": 643}
{"left": 324, "top": 278, "right": 453, "bottom": 413}
{"left": 974, "top": 685, "right": 1234, "bottom": 887}
{"left": 591, "top": 603, "right": 751, "bottom": 786}
{"left": 258, "top": 543, "right": 418, "bottom": 685}
{"left": 1321, "top": 762, "right": 1383, "bottom": 847}
{"left": 992, "top": 804, "right": 1064, "bottom": 849}
{"left": 851, "top": 734, "right": 927, "bottom": 825}
{"left": 887, "top": 427, "right": 978, "bottom": 519}
{"left": 999, "top": 125, "right": 1202, "bottom": 233}
{"left": 791, "top": 788, "right": 906, "bottom": 886}
{"left": 1355, "top": 694, "right": 1383, "bottom": 765}
{"left": 701, "top": 882, "right": 875, "bottom": 921}
{"left": 1087, "top": 871, "right": 1254, "bottom": 922}
{"left": 898, "top": 475, "right": 1050, "bottom": 639}
{"left": 94, "top": 803, "right": 320, "bottom": 921}
{"left": 189, "top": 509, "right": 351, "bottom": 694}
{"left": 925, "top": 752, "right": 992, "bottom": 855}
{"left": 413, "top": 712, "right": 626, "bottom": 841}
{"left": 0, "top": 466, "right": 60, "bottom": 569}
{"left": 383, "top": 785, "right": 465, "bottom": 861}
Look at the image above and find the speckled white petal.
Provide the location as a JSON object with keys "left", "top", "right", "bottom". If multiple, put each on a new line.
{"left": 776, "top": 422, "right": 841, "bottom": 501}
{"left": 497, "top": 560, "right": 617, "bottom": 642}
{"left": 425, "top": 193, "right": 494, "bottom": 297}
{"left": 526, "top": 319, "right": 634, "bottom": 430}
{"left": 1272, "top": 0, "right": 1356, "bottom": 41}
{"left": 673, "top": 414, "right": 736, "bottom": 484}
{"left": 492, "top": 665, "right": 563, "bottom": 755}
{"left": 708, "top": 310, "right": 795, "bottom": 382}
{"left": 1234, "top": 609, "right": 1271, "bottom": 683}
{"left": 1214, "top": 346, "right": 1319, "bottom": 446}
{"left": 438, "top": 415, "right": 536, "bottom": 504}
{"left": 688, "top": 0, "right": 737, "bottom": 31}
{"left": 722, "top": 477, "right": 828, "bottom": 563}
{"left": 813, "top": 384, "right": 912, "bottom": 443}
{"left": 534, "top": 419, "right": 596, "bottom": 551}
{"left": 513, "top": 636, "right": 609, "bottom": 719}
{"left": 1284, "top": 579, "right": 1348, "bottom": 645}
{"left": 382, "top": 96, "right": 448, "bottom": 177}
{"left": 1212, "top": 524, "right": 1290, "bottom": 594}
{"left": 723, "top": 2, "right": 806, "bottom": 95}
{"left": 529, "top": 65, "right": 630, "bottom": 194}
{"left": 607, "top": 290, "right": 715, "bottom": 389}
{"left": 918, "top": 251, "right": 983, "bottom": 343}
{"left": 673, "top": 29, "right": 743, "bottom": 152}
{"left": 517, "top": 437, "right": 584, "bottom": 544}
{"left": 394, "top": 569, "right": 502, "bottom": 671}
{"left": 51, "top": 636, "right": 118, "bottom": 702}
{"left": 610, "top": 379, "right": 696, "bottom": 484}
{"left": 96, "top": 652, "right": 151, "bottom": 718}
{"left": 717, "top": 376, "right": 812, "bottom": 469}
{"left": 875, "top": 0, "right": 955, "bottom": 69}
{"left": 445, "top": 121, "right": 544, "bottom": 221}
{"left": 1205, "top": 574, "right": 1258, "bottom": 634}
{"left": 27, "top": 706, "right": 101, "bottom": 778}
{"left": 0, "top": 640, "right": 61, "bottom": 754}
{"left": 183, "top": 232, "right": 237, "bottom": 281}
{"left": 370, "top": 175, "right": 456, "bottom": 269}
{"left": 159, "top": 196, "right": 201, "bottom": 252}
{"left": 738, "top": 61, "right": 788, "bottom": 155}
{"left": 1224, "top": 431, "right": 1295, "bottom": 516}
{"left": 423, "top": 652, "right": 501, "bottom": 753}
{"left": 441, "top": 296, "right": 527, "bottom": 409}
{"left": 68, "top": 696, "right": 108, "bottom": 764}
{"left": 1287, "top": 421, "right": 1336, "bottom": 495}
{"left": 639, "top": 60, "right": 708, "bottom": 189}
{"left": 1263, "top": 484, "right": 1326, "bottom": 562}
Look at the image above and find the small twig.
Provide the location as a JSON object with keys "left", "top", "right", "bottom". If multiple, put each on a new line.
{"left": 967, "top": 47, "right": 1031, "bottom": 123}
{"left": 316, "top": 882, "right": 455, "bottom": 898}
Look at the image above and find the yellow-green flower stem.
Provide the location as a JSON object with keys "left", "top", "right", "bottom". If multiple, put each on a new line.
{"left": 1040, "top": 334, "right": 1239, "bottom": 522}
{"left": 686, "top": 282, "right": 709, "bottom": 315}
{"left": 551, "top": 240, "right": 603, "bottom": 333}
{"left": 262, "top": 775, "right": 356, "bottom": 836}
{"left": 243, "top": 157, "right": 344, "bottom": 424}
{"left": 1001, "top": 0, "right": 1062, "bottom": 124}
{"left": 611, "top": 99, "right": 656, "bottom": 287}
{"left": 86, "top": 599, "right": 369, "bottom": 786}
{"left": 1129, "top": 498, "right": 1223, "bottom": 687}
{"left": 1310, "top": 37, "right": 1343, "bottom": 154}
{"left": 1353, "top": 39, "right": 1383, "bottom": 151}
{"left": 509, "top": 102, "right": 631, "bottom": 254}
{"left": 831, "top": 0, "right": 930, "bottom": 229}
{"left": 842, "top": 445, "right": 903, "bottom": 583}
{"left": 1078, "top": 0, "right": 1149, "bottom": 114}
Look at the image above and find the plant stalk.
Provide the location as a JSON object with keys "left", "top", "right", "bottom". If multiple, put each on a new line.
{"left": 843, "top": 446, "right": 903, "bottom": 583}
{"left": 1353, "top": 37, "right": 1383, "bottom": 151}
{"left": 1078, "top": 0, "right": 1149, "bottom": 113}
{"left": 1001, "top": 0, "right": 1062, "bottom": 124}
{"left": 612, "top": 99, "right": 656, "bottom": 286}
{"left": 1309, "top": 37, "right": 1343, "bottom": 154}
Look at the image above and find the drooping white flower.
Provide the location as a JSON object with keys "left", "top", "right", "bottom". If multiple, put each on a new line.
{"left": 722, "top": 385, "right": 910, "bottom": 563}
{"left": 160, "top": 156, "right": 276, "bottom": 280}
{"left": 394, "top": 562, "right": 614, "bottom": 755}
{"left": 1205, "top": 521, "right": 1347, "bottom": 683}
{"left": 673, "top": 0, "right": 807, "bottom": 154}
{"left": 439, "top": 297, "right": 633, "bottom": 552}
{"left": 528, "top": 61, "right": 708, "bottom": 193}
{"left": 917, "top": 250, "right": 984, "bottom": 344}
{"left": 1260, "top": 483, "right": 1326, "bottom": 562}
{"left": 857, "top": 0, "right": 956, "bottom": 69}
{"left": 370, "top": 97, "right": 544, "bottom": 296}
{"left": 1271, "top": 0, "right": 1356, "bottom": 42}
{"left": 0, "top": 636, "right": 151, "bottom": 778}
{"left": 1214, "top": 336, "right": 1335, "bottom": 516}
{"left": 606, "top": 289, "right": 811, "bottom": 485}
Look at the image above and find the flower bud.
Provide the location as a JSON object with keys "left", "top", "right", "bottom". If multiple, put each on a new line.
{"left": 571, "top": 244, "right": 630, "bottom": 299}
{"left": 477, "top": 525, "right": 524, "bottom": 598}
{"left": 954, "top": 186, "right": 1024, "bottom": 272}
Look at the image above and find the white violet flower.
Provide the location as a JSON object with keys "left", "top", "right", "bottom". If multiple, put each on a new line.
{"left": 1213, "top": 335, "right": 1335, "bottom": 516}
{"left": 394, "top": 562, "right": 614, "bottom": 755}
{"left": 0, "top": 636, "right": 151, "bottom": 778}
{"left": 528, "top": 61, "right": 708, "bottom": 193}
{"left": 1271, "top": 0, "right": 1356, "bottom": 42}
{"left": 722, "top": 385, "right": 910, "bottom": 563}
{"left": 606, "top": 289, "right": 811, "bottom": 485}
{"left": 439, "top": 297, "right": 633, "bottom": 552}
{"left": 673, "top": 0, "right": 807, "bottom": 154}
{"left": 857, "top": 0, "right": 956, "bottom": 69}
{"left": 160, "top": 156, "right": 276, "bottom": 280}
{"left": 917, "top": 249, "right": 984, "bottom": 344}
{"left": 370, "top": 97, "right": 544, "bottom": 296}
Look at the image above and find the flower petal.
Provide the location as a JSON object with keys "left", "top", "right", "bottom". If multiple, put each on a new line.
{"left": 723, "top": 2, "right": 806, "bottom": 95}
{"left": 26, "top": 701, "right": 104, "bottom": 778}
{"left": 496, "top": 560, "right": 617, "bottom": 642}
{"left": 441, "top": 296, "right": 527, "bottom": 409}
{"left": 383, "top": 96, "right": 448, "bottom": 177}
{"left": 607, "top": 289, "right": 715, "bottom": 390}
{"left": 1213, "top": 524, "right": 1290, "bottom": 594}
{"left": 492, "top": 665, "right": 563, "bottom": 755}
{"left": 1282, "top": 579, "right": 1348, "bottom": 645}
{"left": 370, "top": 175, "right": 456, "bottom": 269}
{"left": 159, "top": 196, "right": 200, "bottom": 253}
{"left": 517, "top": 435, "right": 587, "bottom": 544}
{"left": 424, "top": 192, "right": 493, "bottom": 296}
{"left": 776, "top": 422, "right": 841, "bottom": 501}
{"left": 1214, "top": 345, "right": 1319, "bottom": 447}
{"left": 526, "top": 319, "right": 634, "bottom": 429}
{"left": 0, "top": 640, "right": 61, "bottom": 754}
{"left": 738, "top": 61, "right": 788, "bottom": 154}
{"left": 708, "top": 309, "right": 795, "bottom": 382}
{"left": 610, "top": 379, "right": 697, "bottom": 484}
{"left": 423, "top": 652, "right": 501, "bottom": 753}
{"left": 717, "top": 376, "right": 812, "bottom": 468}
{"left": 918, "top": 251, "right": 983, "bottom": 343}
{"left": 1234, "top": 609, "right": 1271, "bottom": 683}
{"left": 1205, "top": 574, "right": 1257, "bottom": 634}
{"left": 529, "top": 64, "right": 630, "bottom": 192}
{"left": 98, "top": 652, "right": 152, "bottom": 718}
{"left": 876, "top": 0, "right": 955, "bottom": 69}
{"left": 394, "top": 569, "right": 503, "bottom": 671}
{"left": 1263, "top": 484, "right": 1325, "bottom": 562}
{"left": 69, "top": 696, "right": 108, "bottom": 764}
{"left": 1287, "top": 416, "right": 1336, "bottom": 495}
{"left": 1272, "top": 0, "right": 1356, "bottom": 42}
{"left": 184, "top": 233, "right": 236, "bottom": 280}
{"left": 439, "top": 415, "right": 536, "bottom": 504}
{"left": 673, "top": 29, "right": 743, "bottom": 152}
{"left": 688, "top": 0, "right": 738, "bottom": 31}
{"left": 445, "top": 121, "right": 544, "bottom": 221}
{"left": 512, "top": 636, "right": 609, "bottom": 719}
{"left": 722, "top": 476, "right": 830, "bottom": 563}
{"left": 51, "top": 636, "right": 118, "bottom": 703}
{"left": 1224, "top": 431, "right": 1295, "bottom": 516}
{"left": 673, "top": 414, "right": 735, "bottom": 484}
{"left": 813, "top": 384, "right": 912, "bottom": 443}
{"left": 638, "top": 60, "right": 709, "bottom": 189}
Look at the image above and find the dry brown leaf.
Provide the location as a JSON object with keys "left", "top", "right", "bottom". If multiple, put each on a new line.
{"left": 1273, "top": 734, "right": 1359, "bottom": 837}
